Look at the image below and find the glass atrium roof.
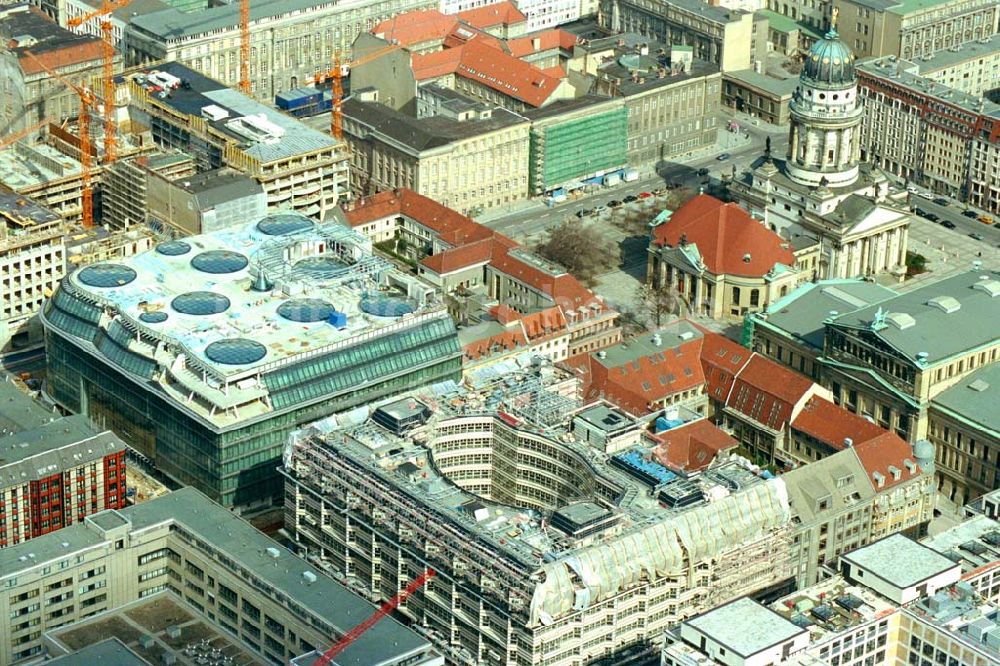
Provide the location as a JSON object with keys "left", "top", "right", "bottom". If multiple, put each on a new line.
{"left": 139, "top": 311, "right": 169, "bottom": 324}
{"left": 277, "top": 298, "right": 337, "bottom": 323}
{"left": 257, "top": 213, "right": 315, "bottom": 236}
{"left": 77, "top": 264, "right": 138, "bottom": 288}
{"left": 360, "top": 296, "right": 416, "bottom": 318}
{"left": 191, "top": 250, "right": 249, "bottom": 274}
{"left": 156, "top": 240, "right": 192, "bottom": 256}
{"left": 205, "top": 338, "right": 268, "bottom": 365}
{"left": 172, "top": 291, "right": 231, "bottom": 316}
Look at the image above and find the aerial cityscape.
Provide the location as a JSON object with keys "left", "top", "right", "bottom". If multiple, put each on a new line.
{"left": 0, "top": 0, "right": 997, "bottom": 663}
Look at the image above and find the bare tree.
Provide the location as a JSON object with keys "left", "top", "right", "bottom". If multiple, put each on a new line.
{"left": 637, "top": 282, "right": 680, "bottom": 328}
{"left": 534, "top": 220, "right": 620, "bottom": 285}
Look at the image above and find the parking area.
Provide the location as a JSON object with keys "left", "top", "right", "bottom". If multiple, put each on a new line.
{"left": 898, "top": 216, "right": 1000, "bottom": 292}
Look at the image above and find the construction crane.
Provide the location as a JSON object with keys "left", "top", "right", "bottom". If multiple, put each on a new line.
{"left": 313, "top": 44, "right": 401, "bottom": 140}
{"left": 0, "top": 118, "right": 52, "bottom": 150}
{"left": 22, "top": 51, "right": 98, "bottom": 228}
{"left": 67, "top": 0, "right": 131, "bottom": 164}
{"left": 239, "top": 0, "right": 250, "bottom": 94}
{"left": 312, "top": 568, "right": 435, "bottom": 666}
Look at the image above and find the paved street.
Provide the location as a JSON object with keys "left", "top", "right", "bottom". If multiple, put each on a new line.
{"left": 897, "top": 216, "right": 1000, "bottom": 292}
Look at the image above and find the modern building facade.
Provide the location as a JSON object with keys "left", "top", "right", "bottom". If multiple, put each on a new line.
{"left": 0, "top": 487, "right": 443, "bottom": 665}
{"left": 832, "top": 0, "right": 999, "bottom": 61}
{"left": 41, "top": 213, "right": 462, "bottom": 507}
{"left": 0, "top": 192, "right": 64, "bottom": 352}
{"left": 857, "top": 56, "right": 1000, "bottom": 213}
{"left": 123, "top": 0, "right": 438, "bottom": 101}
{"left": 0, "top": 414, "right": 126, "bottom": 548}
{"left": 126, "top": 63, "right": 348, "bottom": 220}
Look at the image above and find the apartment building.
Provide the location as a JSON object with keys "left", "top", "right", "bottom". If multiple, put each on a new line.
{"left": 0, "top": 487, "right": 442, "bottom": 665}
{"left": 600, "top": 0, "right": 765, "bottom": 72}
{"left": 0, "top": 192, "right": 64, "bottom": 352}
{"left": 127, "top": 63, "right": 348, "bottom": 220}
{"left": 912, "top": 34, "right": 1000, "bottom": 96}
{"left": 647, "top": 194, "right": 818, "bottom": 321}
{"left": 0, "top": 4, "right": 105, "bottom": 135}
{"left": 858, "top": 56, "right": 1000, "bottom": 212}
{"left": 124, "top": 0, "right": 438, "bottom": 101}
{"left": 341, "top": 95, "right": 530, "bottom": 216}
{"left": 833, "top": 0, "right": 999, "bottom": 60}
{"left": 0, "top": 414, "right": 126, "bottom": 548}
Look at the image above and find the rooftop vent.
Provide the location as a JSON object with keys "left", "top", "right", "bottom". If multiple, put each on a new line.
{"left": 225, "top": 113, "right": 286, "bottom": 144}
{"left": 916, "top": 351, "right": 929, "bottom": 362}
{"left": 597, "top": 350, "right": 607, "bottom": 359}
{"left": 302, "top": 571, "right": 317, "bottom": 585}
{"left": 885, "top": 312, "right": 915, "bottom": 330}
{"left": 678, "top": 331, "right": 695, "bottom": 341}
{"left": 651, "top": 333, "right": 662, "bottom": 346}
{"left": 201, "top": 105, "right": 229, "bottom": 122}
{"left": 969, "top": 378, "right": 990, "bottom": 392}
{"left": 844, "top": 437, "right": 853, "bottom": 448}
{"left": 927, "top": 295, "right": 961, "bottom": 313}
{"left": 872, "top": 471, "right": 886, "bottom": 488}
{"left": 266, "top": 547, "right": 280, "bottom": 558}
{"left": 972, "top": 280, "right": 1000, "bottom": 297}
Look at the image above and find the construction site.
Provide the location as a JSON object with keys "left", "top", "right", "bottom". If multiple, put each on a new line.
{"left": 281, "top": 361, "right": 796, "bottom": 666}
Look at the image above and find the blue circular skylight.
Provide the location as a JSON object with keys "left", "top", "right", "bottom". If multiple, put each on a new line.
{"left": 257, "top": 213, "right": 315, "bottom": 236}
{"left": 139, "top": 311, "right": 168, "bottom": 324}
{"left": 205, "top": 338, "right": 267, "bottom": 365}
{"left": 77, "top": 263, "right": 137, "bottom": 288}
{"left": 156, "top": 240, "right": 192, "bottom": 256}
{"left": 293, "top": 256, "right": 345, "bottom": 276}
{"left": 171, "top": 291, "right": 231, "bottom": 316}
{"left": 277, "top": 298, "right": 336, "bottom": 323}
{"left": 359, "top": 296, "right": 415, "bottom": 318}
{"left": 191, "top": 250, "right": 249, "bottom": 274}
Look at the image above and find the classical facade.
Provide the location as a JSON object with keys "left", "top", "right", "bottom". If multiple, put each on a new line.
{"left": 730, "top": 27, "right": 910, "bottom": 281}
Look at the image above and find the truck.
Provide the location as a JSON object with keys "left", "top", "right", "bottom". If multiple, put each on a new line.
{"left": 623, "top": 168, "right": 639, "bottom": 182}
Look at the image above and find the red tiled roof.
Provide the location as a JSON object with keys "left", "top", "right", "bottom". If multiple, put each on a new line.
{"left": 454, "top": 39, "right": 564, "bottom": 107}
{"left": 457, "top": 1, "right": 527, "bottom": 28}
{"left": 791, "top": 397, "right": 889, "bottom": 451}
{"left": 726, "top": 355, "right": 817, "bottom": 431}
{"left": 420, "top": 236, "right": 509, "bottom": 274}
{"left": 699, "top": 331, "right": 752, "bottom": 404}
{"left": 342, "top": 190, "right": 402, "bottom": 226}
{"left": 373, "top": 10, "right": 458, "bottom": 47}
{"left": 463, "top": 329, "right": 528, "bottom": 361}
{"left": 18, "top": 40, "right": 104, "bottom": 76}
{"left": 651, "top": 194, "right": 796, "bottom": 278}
{"left": 506, "top": 29, "right": 578, "bottom": 57}
{"left": 851, "top": 432, "right": 921, "bottom": 491}
{"left": 650, "top": 420, "right": 738, "bottom": 472}
{"left": 411, "top": 47, "right": 464, "bottom": 79}
{"left": 519, "top": 306, "right": 567, "bottom": 341}
{"left": 490, "top": 304, "right": 520, "bottom": 324}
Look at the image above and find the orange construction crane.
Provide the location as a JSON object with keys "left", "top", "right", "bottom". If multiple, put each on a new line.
{"left": 239, "top": 0, "right": 250, "bottom": 94}
{"left": 313, "top": 44, "right": 401, "bottom": 140}
{"left": 0, "top": 118, "right": 52, "bottom": 150}
{"left": 23, "top": 51, "right": 98, "bottom": 228}
{"left": 67, "top": 0, "right": 131, "bottom": 164}
{"left": 312, "top": 568, "right": 435, "bottom": 666}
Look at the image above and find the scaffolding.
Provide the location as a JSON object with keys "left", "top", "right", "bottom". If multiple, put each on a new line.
{"left": 528, "top": 106, "right": 628, "bottom": 194}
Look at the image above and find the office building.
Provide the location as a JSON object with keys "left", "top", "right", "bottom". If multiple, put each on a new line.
{"left": 283, "top": 373, "right": 797, "bottom": 666}
{"left": 146, "top": 169, "right": 267, "bottom": 235}
{"left": 909, "top": 34, "right": 1000, "bottom": 97}
{"left": 832, "top": 0, "right": 999, "bottom": 61}
{"left": 0, "top": 191, "right": 64, "bottom": 352}
{"left": 41, "top": 212, "right": 462, "bottom": 507}
{"left": 0, "top": 487, "right": 443, "bottom": 665}
{"left": 123, "top": 0, "right": 438, "bottom": 101}
{"left": 722, "top": 68, "right": 799, "bottom": 125}
{"left": 730, "top": 30, "right": 911, "bottom": 281}
{"left": 757, "top": 8, "right": 824, "bottom": 54}
{"left": 0, "top": 4, "right": 104, "bottom": 135}
{"left": 341, "top": 95, "right": 530, "bottom": 216}
{"left": 126, "top": 63, "right": 348, "bottom": 220}
{"left": 101, "top": 152, "right": 196, "bottom": 230}
{"left": 646, "top": 194, "right": 818, "bottom": 320}
{"left": 600, "top": 0, "right": 766, "bottom": 72}
{"left": 857, "top": 56, "right": 1000, "bottom": 213}
{"left": 0, "top": 412, "right": 126, "bottom": 548}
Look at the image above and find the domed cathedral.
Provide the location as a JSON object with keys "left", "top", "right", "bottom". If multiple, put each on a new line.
{"left": 729, "top": 13, "right": 911, "bottom": 282}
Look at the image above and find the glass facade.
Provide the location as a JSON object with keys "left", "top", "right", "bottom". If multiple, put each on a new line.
{"left": 44, "top": 291, "right": 463, "bottom": 507}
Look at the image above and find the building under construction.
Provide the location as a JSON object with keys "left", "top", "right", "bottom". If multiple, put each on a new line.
{"left": 281, "top": 364, "right": 795, "bottom": 665}
{"left": 126, "top": 63, "right": 349, "bottom": 220}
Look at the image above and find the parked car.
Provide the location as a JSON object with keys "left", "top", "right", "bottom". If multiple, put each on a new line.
{"left": 608, "top": 199, "right": 623, "bottom": 208}
{"left": 924, "top": 212, "right": 939, "bottom": 222}
{"left": 716, "top": 153, "right": 731, "bottom": 161}
{"left": 638, "top": 191, "right": 653, "bottom": 199}
{"left": 697, "top": 168, "right": 710, "bottom": 176}
{"left": 962, "top": 210, "right": 979, "bottom": 218}
{"left": 575, "top": 209, "right": 588, "bottom": 218}
{"left": 979, "top": 215, "right": 994, "bottom": 225}
{"left": 941, "top": 220, "right": 956, "bottom": 229}
{"left": 969, "top": 232, "right": 984, "bottom": 241}
{"left": 623, "top": 194, "right": 638, "bottom": 204}
{"left": 933, "top": 197, "right": 949, "bottom": 206}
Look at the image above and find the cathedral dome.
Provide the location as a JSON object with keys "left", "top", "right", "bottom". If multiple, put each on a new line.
{"left": 802, "top": 30, "right": 855, "bottom": 86}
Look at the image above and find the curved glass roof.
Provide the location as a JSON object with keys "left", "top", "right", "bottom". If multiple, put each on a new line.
{"left": 257, "top": 213, "right": 315, "bottom": 236}
{"left": 277, "top": 298, "right": 337, "bottom": 323}
{"left": 139, "top": 311, "right": 169, "bottom": 324}
{"left": 77, "top": 263, "right": 138, "bottom": 288}
{"left": 205, "top": 338, "right": 267, "bottom": 365}
{"left": 359, "top": 296, "right": 415, "bottom": 318}
{"left": 294, "top": 256, "right": 345, "bottom": 276}
{"left": 171, "top": 291, "right": 231, "bottom": 316}
{"left": 191, "top": 250, "right": 249, "bottom": 274}
{"left": 156, "top": 240, "right": 192, "bottom": 256}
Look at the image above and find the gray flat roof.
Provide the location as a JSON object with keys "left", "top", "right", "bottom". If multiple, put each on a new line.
{"left": 0, "top": 378, "right": 56, "bottom": 436}
{"left": 759, "top": 279, "right": 897, "bottom": 350}
{"left": 830, "top": 270, "right": 1000, "bottom": 364}
{"left": 724, "top": 68, "right": 799, "bottom": 97}
{"left": 0, "top": 415, "right": 123, "bottom": 487}
{"left": 342, "top": 98, "right": 527, "bottom": 153}
{"left": 916, "top": 34, "right": 1000, "bottom": 73}
{"left": 858, "top": 57, "right": 1000, "bottom": 116}
{"left": 598, "top": 320, "right": 704, "bottom": 368}
{"left": 685, "top": 596, "right": 806, "bottom": 657}
{"left": 842, "top": 534, "right": 959, "bottom": 589}
{"left": 129, "top": 0, "right": 334, "bottom": 40}
{"left": 47, "top": 638, "right": 148, "bottom": 665}
{"left": 931, "top": 363, "right": 1000, "bottom": 436}
{"left": 575, "top": 404, "right": 633, "bottom": 431}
